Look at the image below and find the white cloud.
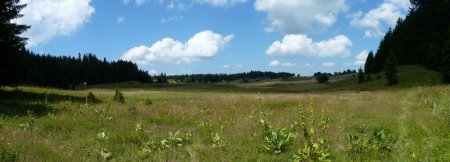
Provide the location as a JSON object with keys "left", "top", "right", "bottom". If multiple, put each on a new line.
{"left": 194, "top": 0, "right": 247, "bottom": 7}
{"left": 234, "top": 64, "right": 243, "bottom": 68}
{"left": 322, "top": 62, "right": 336, "bottom": 67}
{"left": 148, "top": 69, "right": 159, "bottom": 75}
{"left": 268, "top": 60, "right": 280, "bottom": 67}
{"left": 161, "top": 16, "right": 183, "bottom": 24}
{"left": 268, "top": 60, "right": 296, "bottom": 67}
{"left": 354, "top": 50, "right": 369, "bottom": 65}
{"left": 135, "top": 0, "right": 148, "bottom": 6}
{"left": 122, "top": 0, "right": 131, "bottom": 4}
{"left": 266, "top": 34, "right": 352, "bottom": 57}
{"left": 299, "top": 63, "right": 312, "bottom": 68}
{"left": 281, "top": 62, "right": 296, "bottom": 67}
{"left": 255, "top": 0, "right": 348, "bottom": 34}
{"left": 122, "top": 30, "right": 234, "bottom": 64}
{"left": 350, "top": 0, "right": 411, "bottom": 38}
{"left": 223, "top": 64, "right": 243, "bottom": 69}
{"left": 117, "top": 16, "right": 125, "bottom": 24}
{"left": 17, "top": 0, "right": 95, "bottom": 47}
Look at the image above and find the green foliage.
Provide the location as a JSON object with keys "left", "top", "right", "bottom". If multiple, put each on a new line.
{"left": 137, "top": 130, "right": 193, "bottom": 159}
{"left": 211, "top": 132, "right": 225, "bottom": 149}
{"left": 0, "top": 145, "right": 19, "bottom": 162}
{"left": 86, "top": 91, "right": 96, "bottom": 104}
{"left": 384, "top": 50, "right": 399, "bottom": 85}
{"left": 143, "top": 99, "right": 153, "bottom": 105}
{"left": 365, "top": 51, "right": 375, "bottom": 74}
{"left": 365, "top": 74, "right": 372, "bottom": 82}
{"left": 99, "top": 148, "right": 112, "bottom": 161}
{"left": 316, "top": 75, "right": 329, "bottom": 84}
{"left": 346, "top": 128, "right": 397, "bottom": 159}
{"left": 357, "top": 68, "right": 365, "bottom": 84}
{"left": 259, "top": 100, "right": 295, "bottom": 154}
{"left": 293, "top": 99, "right": 331, "bottom": 162}
{"left": 18, "top": 110, "right": 35, "bottom": 131}
{"left": 0, "top": 0, "right": 30, "bottom": 85}
{"left": 113, "top": 89, "right": 125, "bottom": 103}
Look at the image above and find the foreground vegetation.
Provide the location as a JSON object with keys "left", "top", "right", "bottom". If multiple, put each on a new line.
{"left": 1, "top": 78, "right": 449, "bottom": 161}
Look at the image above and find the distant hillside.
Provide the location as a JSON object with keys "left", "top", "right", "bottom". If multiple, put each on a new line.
{"left": 329, "top": 65, "right": 443, "bottom": 91}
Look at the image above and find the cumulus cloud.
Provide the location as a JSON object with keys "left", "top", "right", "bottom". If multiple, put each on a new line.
{"left": 194, "top": 0, "right": 247, "bottom": 7}
{"left": 148, "top": 69, "right": 159, "bottom": 75}
{"left": 161, "top": 16, "right": 183, "bottom": 24}
{"left": 122, "top": 30, "right": 234, "bottom": 64}
{"left": 322, "top": 62, "right": 336, "bottom": 67}
{"left": 123, "top": 0, "right": 148, "bottom": 6}
{"left": 268, "top": 60, "right": 280, "bottom": 67}
{"left": 268, "top": 60, "right": 296, "bottom": 67}
{"left": 17, "top": 0, "right": 95, "bottom": 47}
{"left": 223, "top": 64, "right": 243, "bottom": 69}
{"left": 354, "top": 50, "right": 369, "bottom": 65}
{"left": 255, "top": 0, "right": 348, "bottom": 34}
{"left": 117, "top": 16, "right": 125, "bottom": 24}
{"left": 350, "top": 0, "right": 411, "bottom": 38}
{"left": 266, "top": 34, "right": 352, "bottom": 57}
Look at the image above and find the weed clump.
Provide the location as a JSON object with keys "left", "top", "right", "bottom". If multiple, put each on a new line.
{"left": 258, "top": 99, "right": 295, "bottom": 154}
{"left": 0, "top": 144, "right": 19, "bottom": 162}
{"left": 113, "top": 90, "right": 125, "bottom": 103}
{"left": 346, "top": 127, "right": 397, "bottom": 159}
{"left": 86, "top": 91, "right": 96, "bottom": 104}
{"left": 293, "top": 98, "right": 331, "bottom": 162}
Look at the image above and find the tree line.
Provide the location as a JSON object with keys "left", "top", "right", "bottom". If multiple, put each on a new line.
{"left": 21, "top": 52, "right": 152, "bottom": 88}
{"left": 163, "top": 71, "right": 295, "bottom": 83}
{"left": 364, "top": 0, "right": 450, "bottom": 83}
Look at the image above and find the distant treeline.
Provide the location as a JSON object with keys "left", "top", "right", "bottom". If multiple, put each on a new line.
{"left": 365, "top": 0, "right": 450, "bottom": 82}
{"left": 165, "top": 71, "right": 295, "bottom": 83}
{"left": 313, "top": 69, "right": 357, "bottom": 78}
{"left": 21, "top": 52, "right": 152, "bottom": 88}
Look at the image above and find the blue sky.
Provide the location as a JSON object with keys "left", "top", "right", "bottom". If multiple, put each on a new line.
{"left": 18, "top": 0, "right": 411, "bottom": 76}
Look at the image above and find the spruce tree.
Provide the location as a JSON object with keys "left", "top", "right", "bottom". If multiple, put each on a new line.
{"left": 364, "top": 51, "right": 375, "bottom": 74}
{"left": 357, "top": 67, "right": 365, "bottom": 84}
{"left": 0, "top": 0, "right": 30, "bottom": 85}
{"left": 384, "top": 50, "right": 399, "bottom": 85}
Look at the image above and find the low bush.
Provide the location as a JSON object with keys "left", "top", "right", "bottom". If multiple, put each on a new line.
{"left": 113, "top": 90, "right": 125, "bottom": 103}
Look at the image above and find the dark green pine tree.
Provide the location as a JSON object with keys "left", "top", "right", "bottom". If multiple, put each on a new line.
{"left": 0, "top": 0, "right": 30, "bottom": 85}
{"left": 441, "top": 35, "right": 450, "bottom": 83}
{"left": 357, "top": 67, "right": 365, "bottom": 84}
{"left": 364, "top": 51, "right": 375, "bottom": 74}
{"left": 384, "top": 50, "right": 399, "bottom": 85}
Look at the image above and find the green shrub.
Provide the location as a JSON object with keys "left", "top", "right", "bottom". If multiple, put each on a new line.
{"left": 0, "top": 145, "right": 19, "bottom": 162}
{"left": 144, "top": 99, "right": 153, "bottom": 105}
{"left": 86, "top": 91, "right": 96, "bottom": 104}
{"left": 346, "top": 127, "right": 397, "bottom": 159}
{"left": 316, "top": 75, "right": 329, "bottom": 84}
{"left": 113, "top": 90, "right": 125, "bottom": 103}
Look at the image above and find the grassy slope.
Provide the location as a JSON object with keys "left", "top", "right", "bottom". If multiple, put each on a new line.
{"left": 0, "top": 65, "right": 448, "bottom": 161}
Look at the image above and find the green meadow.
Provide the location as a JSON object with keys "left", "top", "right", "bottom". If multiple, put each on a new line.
{"left": 0, "top": 65, "right": 449, "bottom": 161}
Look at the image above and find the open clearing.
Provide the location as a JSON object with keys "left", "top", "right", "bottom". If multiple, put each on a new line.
{"left": 1, "top": 81, "right": 449, "bottom": 161}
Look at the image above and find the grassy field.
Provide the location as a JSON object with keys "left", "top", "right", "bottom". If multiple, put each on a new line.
{"left": 0, "top": 66, "right": 449, "bottom": 161}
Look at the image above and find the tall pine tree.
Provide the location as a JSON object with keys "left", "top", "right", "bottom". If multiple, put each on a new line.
{"left": 364, "top": 51, "right": 375, "bottom": 74}
{"left": 357, "top": 67, "right": 365, "bottom": 84}
{"left": 384, "top": 50, "right": 399, "bottom": 85}
{"left": 0, "top": 0, "right": 30, "bottom": 85}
